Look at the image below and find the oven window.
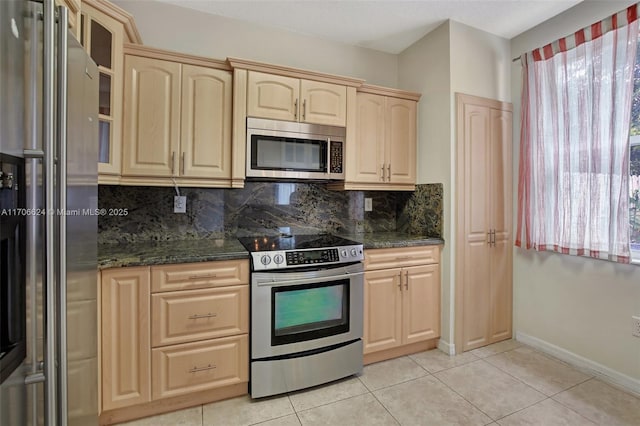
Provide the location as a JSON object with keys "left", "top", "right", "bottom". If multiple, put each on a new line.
{"left": 271, "top": 279, "right": 349, "bottom": 346}
{"left": 251, "top": 135, "right": 327, "bottom": 172}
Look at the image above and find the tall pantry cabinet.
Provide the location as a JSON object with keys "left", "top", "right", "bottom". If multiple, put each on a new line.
{"left": 455, "top": 93, "right": 513, "bottom": 352}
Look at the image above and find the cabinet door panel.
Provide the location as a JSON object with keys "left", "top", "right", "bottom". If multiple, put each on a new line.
{"left": 101, "top": 267, "right": 151, "bottom": 411}
{"left": 152, "top": 335, "right": 248, "bottom": 400}
{"left": 151, "top": 260, "right": 249, "bottom": 293}
{"left": 364, "top": 246, "right": 440, "bottom": 271}
{"left": 181, "top": 65, "right": 232, "bottom": 178}
{"left": 386, "top": 98, "right": 416, "bottom": 184}
{"left": 300, "top": 80, "right": 346, "bottom": 126}
{"left": 363, "top": 269, "right": 402, "bottom": 354}
{"left": 151, "top": 286, "right": 248, "bottom": 347}
{"left": 403, "top": 264, "right": 440, "bottom": 344}
{"left": 351, "top": 93, "right": 385, "bottom": 183}
{"left": 122, "top": 56, "right": 181, "bottom": 177}
{"left": 247, "top": 71, "right": 299, "bottom": 121}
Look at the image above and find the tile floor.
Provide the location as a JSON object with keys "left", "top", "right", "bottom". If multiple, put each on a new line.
{"left": 118, "top": 340, "right": 640, "bottom": 426}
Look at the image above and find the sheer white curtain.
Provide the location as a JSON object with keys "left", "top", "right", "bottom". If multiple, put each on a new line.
{"left": 516, "top": 6, "right": 639, "bottom": 263}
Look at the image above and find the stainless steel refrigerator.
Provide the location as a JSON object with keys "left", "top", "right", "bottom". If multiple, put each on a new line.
{"left": 0, "top": 1, "right": 99, "bottom": 425}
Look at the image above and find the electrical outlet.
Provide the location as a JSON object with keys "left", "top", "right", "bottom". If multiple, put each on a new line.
{"left": 364, "top": 198, "right": 373, "bottom": 212}
{"left": 173, "top": 195, "right": 186, "bottom": 214}
{"left": 633, "top": 316, "right": 640, "bottom": 338}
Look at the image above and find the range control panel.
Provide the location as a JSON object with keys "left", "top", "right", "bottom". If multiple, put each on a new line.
{"left": 250, "top": 244, "right": 364, "bottom": 271}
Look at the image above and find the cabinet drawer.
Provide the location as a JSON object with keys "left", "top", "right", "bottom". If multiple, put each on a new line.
{"left": 151, "top": 286, "right": 248, "bottom": 347}
{"left": 151, "top": 260, "right": 249, "bottom": 293}
{"left": 151, "top": 335, "right": 248, "bottom": 400}
{"left": 364, "top": 246, "right": 440, "bottom": 270}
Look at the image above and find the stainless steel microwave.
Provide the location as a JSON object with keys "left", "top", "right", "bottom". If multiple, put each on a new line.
{"left": 246, "top": 117, "right": 345, "bottom": 180}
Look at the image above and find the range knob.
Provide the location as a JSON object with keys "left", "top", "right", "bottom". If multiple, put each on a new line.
{"left": 350, "top": 248, "right": 358, "bottom": 257}
{"left": 260, "top": 255, "right": 272, "bottom": 265}
{"left": 340, "top": 249, "right": 347, "bottom": 257}
{"left": 273, "top": 254, "right": 284, "bottom": 264}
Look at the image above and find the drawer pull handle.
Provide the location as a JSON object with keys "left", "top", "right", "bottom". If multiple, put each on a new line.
{"left": 395, "top": 256, "right": 411, "bottom": 261}
{"left": 188, "top": 313, "right": 217, "bottom": 320}
{"left": 189, "top": 274, "right": 217, "bottom": 280}
{"left": 189, "top": 364, "right": 216, "bottom": 373}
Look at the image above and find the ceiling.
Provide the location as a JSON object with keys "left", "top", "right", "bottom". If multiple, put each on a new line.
{"left": 154, "top": 0, "right": 583, "bottom": 54}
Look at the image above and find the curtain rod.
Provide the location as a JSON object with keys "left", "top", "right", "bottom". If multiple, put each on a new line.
{"left": 512, "top": 55, "right": 522, "bottom": 63}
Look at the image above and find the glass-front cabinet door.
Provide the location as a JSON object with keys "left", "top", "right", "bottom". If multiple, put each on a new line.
{"left": 79, "top": 0, "right": 142, "bottom": 183}
{"left": 80, "top": 3, "right": 123, "bottom": 181}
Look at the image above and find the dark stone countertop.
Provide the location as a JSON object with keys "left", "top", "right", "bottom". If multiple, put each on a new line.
{"left": 98, "top": 233, "right": 444, "bottom": 269}
{"left": 98, "top": 238, "right": 249, "bottom": 270}
{"left": 343, "top": 232, "right": 444, "bottom": 249}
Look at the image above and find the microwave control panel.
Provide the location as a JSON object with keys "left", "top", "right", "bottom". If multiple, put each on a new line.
{"left": 330, "top": 141, "right": 343, "bottom": 174}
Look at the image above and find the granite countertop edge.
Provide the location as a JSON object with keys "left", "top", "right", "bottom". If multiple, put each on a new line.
{"left": 98, "top": 234, "right": 445, "bottom": 269}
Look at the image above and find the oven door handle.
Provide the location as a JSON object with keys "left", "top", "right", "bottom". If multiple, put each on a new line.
{"left": 254, "top": 271, "right": 364, "bottom": 287}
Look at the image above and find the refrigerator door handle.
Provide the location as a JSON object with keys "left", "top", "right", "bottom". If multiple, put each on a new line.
{"left": 43, "top": 0, "right": 58, "bottom": 424}
{"left": 56, "top": 5, "right": 69, "bottom": 425}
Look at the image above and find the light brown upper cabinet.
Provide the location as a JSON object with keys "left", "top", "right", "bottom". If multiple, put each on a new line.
{"left": 455, "top": 93, "right": 513, "bottom": 353}
{"left": 121, "top": 46, "right": 234, "bottom": 187}
{"left": 332, "top": 85, "right": 419, "bottom": 191}
{"left": 80, "top": 0, "right": 141, "bottom": 184}
{"left": 247, "top": 71, "right": 347, "bottom": 126}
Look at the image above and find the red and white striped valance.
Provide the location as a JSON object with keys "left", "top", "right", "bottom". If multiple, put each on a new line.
{"left": 531, "top": 3, "right": 639, "bottom": 61}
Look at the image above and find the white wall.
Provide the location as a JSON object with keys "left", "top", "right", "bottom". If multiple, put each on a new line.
{"left": 511, "top": 1, "right": 640, "bottom": 386}
{"left": 398, "top": 21, "right": 453, "bottom": 346}
{"left": 113, "top": 0, "right": 398, "bottom": 87}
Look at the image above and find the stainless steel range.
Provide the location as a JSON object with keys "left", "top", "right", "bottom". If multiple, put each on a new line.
{"left": 238, "top": 234, "right": 364, "bottom": 398}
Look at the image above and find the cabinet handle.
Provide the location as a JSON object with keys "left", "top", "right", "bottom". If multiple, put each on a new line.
{"left": 381, "top": 164, "right": 385, "bottom": 181}
{"left": 387, "top": 164, "right": 391, "bottom": 182}
{"left": 404, "top": 271, "right": 409, "bottom": 290}
{"left": 294, "top": 99, "right": 298, "bottom": 120}
{"left": 302, "top": 99, "right": 306, "bottom": 121}
{"left": 492, "top": 229, "right": 497, "bottom": 247}
{"left": 171, "top": 151, "right": 176, "bottom": 175}
{"left": 487, "top": 231, "right": 492, "bottom": 246}
{"left": 398, "top": 271, "right": 403, "bottom": 290}
{"left": 189, "top": 273, "right": 217, "bottom": 280}
{"left": 181, "top": 152, "right": 185, "bottom": 175}
{"left": 395, "top": 256, "right": 411, "bottom": 261}
{"left": 189, "top": 364, "right": 216, "bottom": 373}
{"left": 188, "top": 313, "right": 217, "bottom": 320}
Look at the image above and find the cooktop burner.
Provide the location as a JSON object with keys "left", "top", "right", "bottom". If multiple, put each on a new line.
{"left": 237, "top": 234, "right": 364, "bottom": 271}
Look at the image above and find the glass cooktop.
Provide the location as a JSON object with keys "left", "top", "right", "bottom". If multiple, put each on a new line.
{"left": 238, "top": 234, "right": 361, "bottom": 252}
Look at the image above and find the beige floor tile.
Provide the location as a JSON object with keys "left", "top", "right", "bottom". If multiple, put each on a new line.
{"left": 117, "top": 406, "right": 202, "bottom": 426}
{"left": 297, "top": 393, "right": 398, "bottom": 426}
{"left": 470, "top": 339, "right": 522, "bottom": 358}
{"left": 497, "top": 398, "right": 596, "bottom": 425}
{"left": 485, "top": 347, "right": 591, "bottom": 396}
{"left": 202, "top": 394, "right": 294, "bottom": 426}
{"left": 409, "top": 348, "right": 479, "bottom": 373}
{"left": 288, "top": 376, "right": 369, "bottom": 412}
{"left": 253, "top": 414, "right": 302, "bottom": 426}
{"left": 553, "top": 379, "right": 640, "bottom": 426}
{"left": 374, "top": 375, "right": 492, "bottom": 425}
{"left": 359, "top": 356, "right": 428, "bottom": 391}
{"left": 435, "top": 360, "right": 546, "bottom": 420}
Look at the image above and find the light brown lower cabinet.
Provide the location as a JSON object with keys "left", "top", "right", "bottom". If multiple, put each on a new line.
{"left": 363, "top": 246, "right": 441, "bottom": 364}
{"left": 99, "top": 260, "right": 249, "bottom": 425}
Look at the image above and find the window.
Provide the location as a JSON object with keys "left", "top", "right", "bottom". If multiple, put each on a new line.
{"left": 516, "top": 6, "right": 640, "bottom": 264}
{"left": 629, "top": 49, "right": 640, "bottom": 260}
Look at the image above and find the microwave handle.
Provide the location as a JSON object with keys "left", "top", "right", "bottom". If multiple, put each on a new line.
{"left": 327, "top": 138, "right": 331, "bottom": 174}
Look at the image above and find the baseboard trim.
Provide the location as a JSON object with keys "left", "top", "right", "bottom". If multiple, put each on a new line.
{"left": 438, "top": 339, "right": 455, "bottom": 355}
{"left": 515, "top": 332, "right": 640, "bottom": 396}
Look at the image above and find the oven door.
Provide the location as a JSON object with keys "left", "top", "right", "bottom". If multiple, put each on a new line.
{"left": 251, "top": 262, "right": 363, "bottom": 359}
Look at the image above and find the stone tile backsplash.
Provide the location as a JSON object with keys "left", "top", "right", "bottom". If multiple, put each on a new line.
{"left": 98, "top": 182, "right": 443, "bottom": 244}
